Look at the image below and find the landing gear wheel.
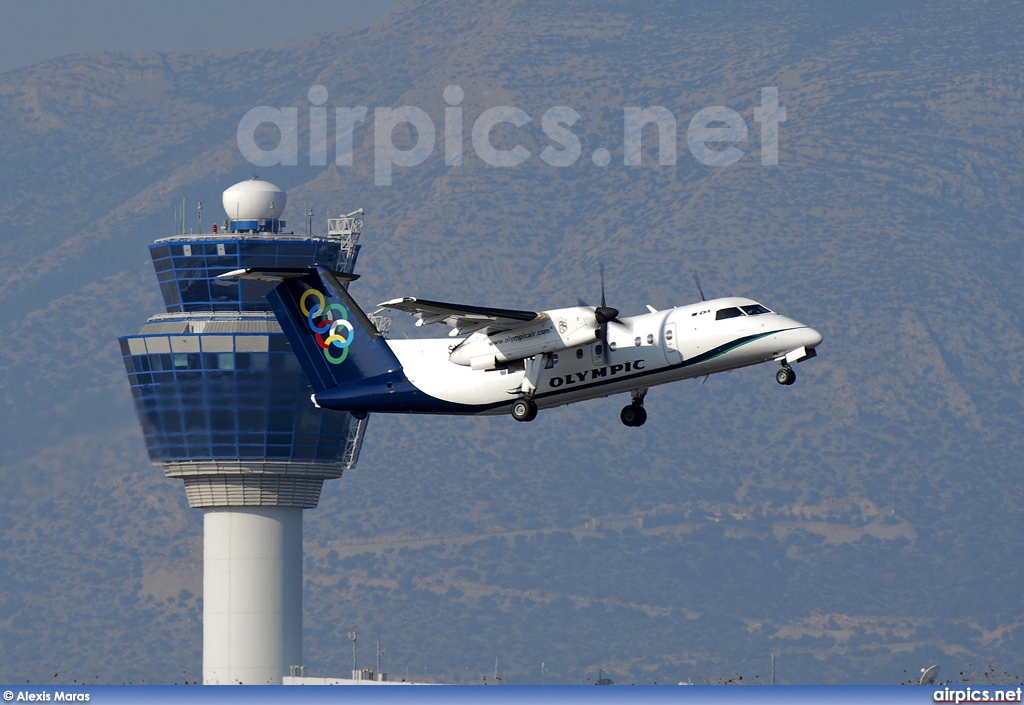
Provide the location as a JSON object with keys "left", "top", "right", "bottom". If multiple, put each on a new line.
{"left": 620, "top": 403, "right": 647, "bottom": 427}
{"left": 776, "top": 366, "right": 796, "bottom": 386}
{"left": 511, "top": 398, "right": 538, "bottom": 422}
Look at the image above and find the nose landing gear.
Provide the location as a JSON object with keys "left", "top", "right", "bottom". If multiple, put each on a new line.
{"left": 776, "top": 365, "right": 796, "bottom": 386}
{"left": 620, "top": 403, "right": 647, "bottom": 427}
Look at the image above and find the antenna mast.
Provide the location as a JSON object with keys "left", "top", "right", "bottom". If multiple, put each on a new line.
{"left": 348, "top": 631, "right": 358, "bottom": 676}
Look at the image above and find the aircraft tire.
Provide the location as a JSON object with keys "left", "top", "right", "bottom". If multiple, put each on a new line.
{"left": 511, "top": 398, "right": 538, "bottom": 422}
{"left": 776, "top": 367, "right": 796, "bottom": 386}
{"left": 620, "top": 404, "right": 647, "bottom": 427}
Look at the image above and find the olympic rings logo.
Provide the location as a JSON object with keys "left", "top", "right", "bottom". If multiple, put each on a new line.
{"left": 300, "top": 288, "right": 355, "bottom": 365}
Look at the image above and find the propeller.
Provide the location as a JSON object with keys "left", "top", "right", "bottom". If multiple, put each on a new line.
{"left": 579, "top": 264, "right": 622, "bottom": 347}
{"left": 595, "top": 264, "right": 620, "bottom": 325}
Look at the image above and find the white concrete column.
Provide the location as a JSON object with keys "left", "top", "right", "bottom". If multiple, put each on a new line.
{"left": 202, "top": 507, "right": 303, "bottom": 684}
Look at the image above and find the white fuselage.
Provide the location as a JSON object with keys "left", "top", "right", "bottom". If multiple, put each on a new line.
{"left": 387, "top": 297, "right": 822, "bottom": 415}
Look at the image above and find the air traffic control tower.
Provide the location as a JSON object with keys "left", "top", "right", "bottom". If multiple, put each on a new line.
{"left": 118, "top": 178, "right": 370, "bottom": 684}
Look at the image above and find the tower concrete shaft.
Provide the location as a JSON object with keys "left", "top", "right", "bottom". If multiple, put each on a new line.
{"left": 203, "top": 507, "right": 302, "bottom": 685}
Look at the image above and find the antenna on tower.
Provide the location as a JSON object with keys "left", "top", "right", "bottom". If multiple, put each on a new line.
{"left": 197, "top": 201, "right": 203, "bottom": 234}
{"left": 375, "top": 632, "right": 383, "bottom": 681}
{"left": 348, "top": 631, "right": 358, "bottom": 677}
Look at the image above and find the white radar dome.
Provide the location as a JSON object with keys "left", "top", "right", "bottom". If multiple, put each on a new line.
{"left": 222, "top": 178, "right": 286, "bottom": 221}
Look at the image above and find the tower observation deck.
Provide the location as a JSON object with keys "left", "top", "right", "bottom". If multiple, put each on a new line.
{"left": 118, "top": 178, "right": 373, "bottom": 684}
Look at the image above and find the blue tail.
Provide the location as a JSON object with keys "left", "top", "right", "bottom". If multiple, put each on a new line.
{"left": 264, "top": 267, "right": 403, "bottom": 400}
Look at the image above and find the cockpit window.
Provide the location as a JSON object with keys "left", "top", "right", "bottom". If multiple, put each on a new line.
{"left": 741, "top": 304, "right": 771, "bottom": 316}
{"left": 715, "top": 307, "right": 742, "bottom": 320}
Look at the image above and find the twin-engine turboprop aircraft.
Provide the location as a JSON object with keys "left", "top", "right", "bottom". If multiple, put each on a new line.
{"left": 222, "top": 267, "right": 822, "bottom": 427}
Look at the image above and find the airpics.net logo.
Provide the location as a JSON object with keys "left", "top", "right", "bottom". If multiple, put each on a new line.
{"left": 236, "top": 85, "right": 786, "bottom": 186}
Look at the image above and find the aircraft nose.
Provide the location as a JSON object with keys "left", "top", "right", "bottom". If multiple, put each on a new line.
{"left": 804, "top": 326, "right": 823, "bottom": 349}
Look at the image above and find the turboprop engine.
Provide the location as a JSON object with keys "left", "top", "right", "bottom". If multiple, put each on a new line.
{"left": 449, "top": 307, "right": 602, "bottom": 369}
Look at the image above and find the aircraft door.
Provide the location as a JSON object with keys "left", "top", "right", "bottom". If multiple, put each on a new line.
{"left": 591, "top": 341, "right": 607, "bottom": 366}
{"left": 664, "top": 322, "right": 682, "bottom": 364}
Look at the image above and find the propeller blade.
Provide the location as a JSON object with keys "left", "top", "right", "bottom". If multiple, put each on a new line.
{"left": 600, "top": 263, "right": 607, "bottom": 308}
{"left": 692, "top": 271, "right": 706, "bottom": 302}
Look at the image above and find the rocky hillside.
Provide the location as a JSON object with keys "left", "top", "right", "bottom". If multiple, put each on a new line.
{"left": 0, "top": 0, "right": 1021, "bottom": 684}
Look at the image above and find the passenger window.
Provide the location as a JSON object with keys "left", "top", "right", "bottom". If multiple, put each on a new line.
{"left": 741, "top": 304, "right": 771, "bottom": 316}
{"left": 715, "top": 307, "right": 742, "bottom": 320}
{"left": 595, "top": 344, "right": 604, "bottom": 355}
{"left": 665, "top": 329, "right": 673, "bottom": 340}
{"left": 576, "top": 348, "right": 583, "bottom": 359}
{"left": 634, "top": 337, "right": 641, "bottom": 347}
{"left": 647, "top": 334, "right": 654, "bottom": 344}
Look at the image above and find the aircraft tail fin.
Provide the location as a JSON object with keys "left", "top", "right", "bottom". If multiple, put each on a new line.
{"left": 221, "top": 267, "right": 401, "bottom": 394}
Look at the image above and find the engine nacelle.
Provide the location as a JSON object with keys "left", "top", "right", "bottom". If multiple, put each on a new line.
{"left": 449, "top": 307, "right": 599, "bottom": 368}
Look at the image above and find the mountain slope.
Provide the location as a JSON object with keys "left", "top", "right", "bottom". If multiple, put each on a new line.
{"left": 0, "top": 0, "right": 1021, "bottom": 684}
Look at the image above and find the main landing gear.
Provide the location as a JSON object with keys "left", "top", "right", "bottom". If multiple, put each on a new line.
{"left": 620, "top": 389, "right": 648, "bottom": 427}
{"left": 511, "top": 397, "right": 538, "bottom": 422}
{"left": 775, "top": 364, "right": 796, "bottom": 386}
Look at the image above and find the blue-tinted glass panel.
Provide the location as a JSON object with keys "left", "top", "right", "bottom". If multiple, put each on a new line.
{"left": 277, "top": 256, "right": 316, "bottom": 269}
{"left": 277, "top": 244, "right": 315, "bottom": 256}
{"left": 179, "top": 279, "right": 211, "bottom": 305}
{"left": 206, "top": 257, "right": 237, "bottom": 269}
{"left": 239, "top": 242, "right": 278, "bottom": 256}
{"left": 175, "top": 268, "right": 206, "bottom": 279}
{"left": 173, "top": 257, "right": 203, "bottom": 270}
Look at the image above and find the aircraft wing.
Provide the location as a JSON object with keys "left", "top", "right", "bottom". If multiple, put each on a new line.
{"left": 378, "top": 297, "right": 542, "bottom": 335}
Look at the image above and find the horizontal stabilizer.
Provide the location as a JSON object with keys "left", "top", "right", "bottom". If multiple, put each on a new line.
{"left": 219, "top": 267, "right": 359, "bottom": 283}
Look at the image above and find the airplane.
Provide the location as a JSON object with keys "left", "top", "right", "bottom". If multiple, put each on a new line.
{"left": 221, "top": 266, "right": 822, "bottom": 427}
